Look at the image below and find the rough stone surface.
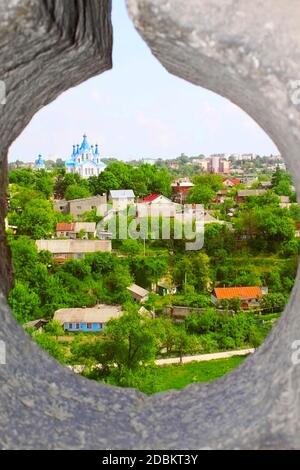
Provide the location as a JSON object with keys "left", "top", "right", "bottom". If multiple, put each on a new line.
{"left": 1, "top": 0, "right": 300, "bottom": 449}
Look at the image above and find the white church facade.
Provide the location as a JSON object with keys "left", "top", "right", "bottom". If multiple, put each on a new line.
{"left": 65, "top": 134, "right": 106, "bottom": 179}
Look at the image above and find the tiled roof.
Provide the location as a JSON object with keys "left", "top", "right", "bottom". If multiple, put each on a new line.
{"left": 227, "top": 178, "right": 241, "bottom": 185}
{"left": 56, "top": 223, "right": 75, "bottom": 232}
{"left": 214, "top": 286, "right": 262, "bottom": 300}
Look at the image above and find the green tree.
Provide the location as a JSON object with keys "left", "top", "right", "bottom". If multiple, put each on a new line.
{"left": 65, "top": 184, "right": 91, "bottom": 201}
{"left": 187, "top": 185, "right": 215, "bottom": 206}
{"left": 73, "top": 310, "right": 157, "bottom": 381}
{"left": 204, "top": 224, "right": 235, "bottom": 256}
{"left": 271, "top": 168, "right": 293, "bottom": 197}
{"left": 152, "top": 317, "right": 179, "bottom": 356}
{"left": 62, "top": 259, "right": 92, "bottom": 280}
{"left": 175, "top": 328, "right": 197, "bottom": 364}
{"left": 8, "top": 281, "right": 41, "bottom": 323}
{"left": 130, "top": 256, "right": 168, "bottom": 289}
{"left": 89, "top": 171, "right": 120, "bottom": 195}
{"left": 173, "top": 253, "right": 210, "bottom": 292}
{"left": 44, "top": 320, "right": 65, "bottom": 337}
{"left": 54, "top": 171, "right": 81, "bottom": 198}
{"left": 9, "top": 236, "right": 40, "bottom": 281}
{"left": 16, "top": 198, "right": 56, "bottom": 239}
{"left": 259, "top": 293, "right": 287, "bottom": 313}
{"left": 34, "top": 171, "right": 54, "bottom": 199}
{"left": 33, "top": 333, "right": 66, "bottom": 363}
{"left": 193, "top": 174, "right": 223, "bottom": 192}
{"left": 9, "top": 168, "right": 36, "bottom": 186}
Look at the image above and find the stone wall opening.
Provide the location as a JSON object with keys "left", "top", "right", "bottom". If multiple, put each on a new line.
{"left": 5, "top": 0, "right": 292, "bottom": 399}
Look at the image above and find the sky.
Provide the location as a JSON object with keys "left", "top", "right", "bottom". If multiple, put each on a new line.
{"left": 9, "top": 1, "right": 278, "bottom": 163}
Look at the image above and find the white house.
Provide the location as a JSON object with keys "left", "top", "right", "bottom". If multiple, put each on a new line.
{"left": 36, "top": 239, "right": 112, "bottom": 262}
{"left": 109, "top": 190, "right": 135, "bottom": 211}
{"left": 56, "top": 222, "right": 96, "bottom": 239}
{"left": 137, "top": 193, "right": 181, "bottom": 217}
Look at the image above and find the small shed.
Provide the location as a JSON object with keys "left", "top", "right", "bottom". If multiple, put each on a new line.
{"left": 127, "top": 284, "right": 149, "bottom": 303}
{"left": 23, "top": 319, "right": 49, "bottom": 331}
{"left": 157, "top": 276, "right": 177, "bottom": 296}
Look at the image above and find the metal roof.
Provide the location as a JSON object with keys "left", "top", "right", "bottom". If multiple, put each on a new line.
{"left": 110, "top": 190, "right": 135, "bottom": 199}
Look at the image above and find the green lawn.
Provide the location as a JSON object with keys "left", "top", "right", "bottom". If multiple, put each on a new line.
{"left": 100, "top": 355, "right": 247, "bottom": 395}
{"left": 150, "top": 356, "right": 246, "bottom": 393}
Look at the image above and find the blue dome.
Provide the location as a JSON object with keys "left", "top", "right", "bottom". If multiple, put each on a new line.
{"left": 72, "top": 145, "right": 77, "bottom": 157}
{"left": 66, "top": 159, "right": 76, "bottom": 167}
{"left": 79, "top": 134, "right": 91, "bottom": 152}
{"left": 94, "top": 144, "right": 100, "bottom": 156}
{"left": 35, "top": 154, "right": 45, "bottom": 166}
{"left": 65, "top": 146, "right": 77, "bottom": 167}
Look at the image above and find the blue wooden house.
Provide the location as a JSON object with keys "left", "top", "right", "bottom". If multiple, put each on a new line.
{"left": 54, "top": 305, "right": 122, "bottom": 332}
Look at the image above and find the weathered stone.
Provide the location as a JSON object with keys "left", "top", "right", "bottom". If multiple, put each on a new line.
{"left": 1, "top": 0, "right": 300, "bottom": 449}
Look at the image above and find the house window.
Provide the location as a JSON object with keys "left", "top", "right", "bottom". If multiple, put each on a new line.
{"left": 69, "top": 323, "right": 73, "bottom": 330}
{"left": 76, "top": 323, "right": 80, "bottom": 330}
{"left": 87, "top": 323, "right": 92, "bottom": 330}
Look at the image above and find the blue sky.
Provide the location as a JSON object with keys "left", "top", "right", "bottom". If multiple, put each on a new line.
{"left": 9, "top": 0, "right": 278, "bottom": 162}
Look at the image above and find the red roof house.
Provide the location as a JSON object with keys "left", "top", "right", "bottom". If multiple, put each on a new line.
{"left": 138, "top": 194, "right": 180, "bottom": 217}
{"left": 56, "top": 223, "right": 75, "bottom": 233}
{"left": 141, "top": 193, "right": 161, "bottom": 203}
{"left": 171, "top": 178, "right": 194, "bottom": 202}
{"left": 223, "top": 178, "right": 241, "bottom": 187}
{"left": 212, "top": 286, "right": 267, "bottom": 309}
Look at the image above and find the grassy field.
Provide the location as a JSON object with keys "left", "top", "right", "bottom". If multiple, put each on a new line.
{"left": 150, "top": 356, "right": 246, "bottom": 393}
{"left": 101, "top": 355, "right": 247, "bottom": 395}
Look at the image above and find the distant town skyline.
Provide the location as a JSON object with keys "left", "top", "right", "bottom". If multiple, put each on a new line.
{"left": 9, "top": 1, "right": 278, "bottom": 163}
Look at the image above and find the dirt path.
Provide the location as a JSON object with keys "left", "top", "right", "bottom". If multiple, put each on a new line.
{"left": 155, "top": 348, "right": 255, "bottom": 366}
{"left": 68, "top": 348, "right": 255, "bottom": 373}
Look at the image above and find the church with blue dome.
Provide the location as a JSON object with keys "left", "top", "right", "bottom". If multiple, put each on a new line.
{"left": 34, "top": 154, "right": 45, "bottom": 170}
{"left": 65, "top": 134, "right": 106, "bottom": 179}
